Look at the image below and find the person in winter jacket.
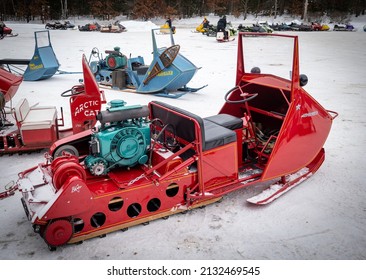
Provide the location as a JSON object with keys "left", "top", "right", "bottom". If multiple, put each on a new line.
{"left": 202, "top": 17, "right": 209, "bottom": 28}
{"left": 0, "top": 21, "right": 5, "bottom": 39}
{"left": 165, "top": 17, "right": 176, "bottom": 33}
{"left": 217, "top": 16, "right": 228, "bottom": 39}
{"left": 166, "top": 17, "right": 172, "bottom": 29}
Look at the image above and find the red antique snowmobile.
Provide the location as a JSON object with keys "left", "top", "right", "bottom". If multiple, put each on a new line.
{"left": 0, "top": 55, "right": 106, "bottom": 156}
{"left": 0, "top": 25, "right": 18, "bottom": 38}
{"left": 4, "top": 33, "right": 337, "bottom": 250}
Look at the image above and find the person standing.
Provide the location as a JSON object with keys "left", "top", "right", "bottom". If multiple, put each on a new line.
{"left": 166, "top": 17, "right": 172, "bottom": 29}
{"left": 202, "top": 17, "right": 209, "bottom": 28}
{"left": 0, "top": 20, "right": 5, "bottom": 39}
{"left": 217, "top": 15, "right": 228, "bottom": 39}
{"left": 165, "top": 17, "right": 175, "bottom": 33}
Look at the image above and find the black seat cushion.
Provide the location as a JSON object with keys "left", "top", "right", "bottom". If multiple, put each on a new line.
{"left": 136, "top": 66, "right": 149, "bottom": 75}
{"left": 150, "top": 101, "right": 236, "bottom": 151}
{"left": 204, "top": 114, "right": 243, "bottom": 130}
{"left": 203, "top": 120, "right": 237, "bottom": 150}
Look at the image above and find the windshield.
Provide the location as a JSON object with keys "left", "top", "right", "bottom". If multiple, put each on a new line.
{"left": 241, "top": 34, "right": 296, "bottom": 81}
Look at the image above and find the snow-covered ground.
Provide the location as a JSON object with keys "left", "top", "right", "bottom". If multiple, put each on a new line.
{"left": 0, "top": 15, "right": 365, "bottom": 268}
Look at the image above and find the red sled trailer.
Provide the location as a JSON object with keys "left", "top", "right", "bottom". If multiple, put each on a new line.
{"left": 8, "top": 33, "right": 337, "bottom": 250}
{"left": 0, "top": 55, "right": 106, "bottom": 156}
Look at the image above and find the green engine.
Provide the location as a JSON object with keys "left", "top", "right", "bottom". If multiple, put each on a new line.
{"left": 85, "top": 100, "right": 150, "bottom": 176}
{"left": 105, "top": 47, "right": 127, "bottom": 70}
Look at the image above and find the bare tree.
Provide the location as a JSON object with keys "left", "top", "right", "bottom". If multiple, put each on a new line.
{"left": 274, "top": 0, "right": 278, "bottom": 18}
{"left": 303, "top": 0, "right": 308, "bottom": 20}
{"left": 241, "top": 0, "right": 249, "bottom": 19}
{"left": 60, "top": 0, "right": 68, "bottom": 19}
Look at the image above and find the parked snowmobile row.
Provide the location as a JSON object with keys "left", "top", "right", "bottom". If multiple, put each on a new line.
{"left": 0, "top": 32, "right": 337, "bottom": 251}
{"left": 88, "top": 28, "right": 204, "bottom": 98}
{"left": 78, "top": 21, "right": 126, "bottom": 33}
{"left": 237, "top": 23, "right": 274, "bottom": 33}
{"left": 194, "top": 20, "right": 357, "bottom": 35}
{"left": 45, "top": 21, "right": 76, "bottom": 30}
{"left": 193, "top": 19, "right": 334, "bottom": 44}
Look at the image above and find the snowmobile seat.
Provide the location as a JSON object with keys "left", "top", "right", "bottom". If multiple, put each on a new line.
{"left": 204, "top": 114, "right": 243, "bottom": 130}
{"left": 204, "top": 113, "right": 243, "bottom": 164}
{"left": 14, "top": 98, "right": 57, "bottom": 144}
{"left": 14, "top": 98, "right": 57, "bottom": 129}
{"left": 136, "top": 65, "right": 149, "bottom": 76}
{"left": 202, "top": 119, "right": 237, "bottom": 150}
{"left": 149, "top": 101, "right": 236, "bottom": 151}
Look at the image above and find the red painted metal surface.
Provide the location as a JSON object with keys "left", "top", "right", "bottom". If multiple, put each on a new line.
{"left": 69, "top": 55, "right": 106, "bottom": 134}
{"left": 0, "top": 67, "right": 22, "bottom": 102}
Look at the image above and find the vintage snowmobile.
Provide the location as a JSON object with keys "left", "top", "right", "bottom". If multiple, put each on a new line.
{"left": 195, "top": 18, "right": 211, "bottom": 34}
{"left": 159, "top": 23, "right": 176, "bottom": 34}
{"left": 311, "top": 22, "right": 330, "bottom": 31}
{"left": 45, "top": 21, "right": 67, "bottom": 30}
{"left": 270, "top": 23, "right": 293, "bottom": 31}
{"left": 203, "top": 24, "right": 217, "bottom": 37}
{"left": 0, "top": 55, "right": 106, "bottom": 156}
{"left": 237, "top": 23, "right": 273, "bottom": 33}
{"left": 78, "top": 23, "right": 100, "bottom": 32}
{"left": 3, "top": 33, "right": 337, "bottom": 250}
{"left": 100, "top": 21, "right": 126, "bottom": 33}
{"left": 45, "top": 21, "right": 76, "bottom": 30}
{"left": 1, "top": 25, "right": 18, "bottom": 38}
{"left": 333, "top": 23, "right": 355, "bottom": 31}
{"left": 289, "top": 22, "right": 312, "bottom": 31}
{"left": 89, "top": 28, "right": 203, "bottom": 98}
{"left": 0, "top": 31, "right": 61, "bottom": 81}
{"left": 216, "top": 22, "right": 237, "bottom": 42}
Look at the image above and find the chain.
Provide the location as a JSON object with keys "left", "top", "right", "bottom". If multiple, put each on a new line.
{"left": 127, "top": 173, "right": 146, "bottom": 186}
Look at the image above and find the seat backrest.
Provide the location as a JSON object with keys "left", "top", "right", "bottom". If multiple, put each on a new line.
{"left": 149, "top": 101, "right": 205, "bottom": 149}
{"left": 14, "top": 98, "right": 30, "bottom": 122}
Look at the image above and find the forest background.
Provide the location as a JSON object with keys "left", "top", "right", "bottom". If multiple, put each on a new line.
{"left": 1, "top": 0, "right": 365, "bottom": 23}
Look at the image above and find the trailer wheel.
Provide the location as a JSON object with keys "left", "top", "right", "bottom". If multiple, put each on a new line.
{"left": 53, "top": 144, "right": 79, "bottom": 159}
{"left": 43, "top": 219, "right": 73, "bottom": 248}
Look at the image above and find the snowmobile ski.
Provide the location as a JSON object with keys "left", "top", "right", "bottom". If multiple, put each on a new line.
{"left": 0, "top": 33, "right": 18, "bottom": 39}
{"left": 247, "top": 148, "right": 326, "bottom": 205}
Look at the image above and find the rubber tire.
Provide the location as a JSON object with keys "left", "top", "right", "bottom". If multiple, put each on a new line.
{"left": 53, "top": 144, "right": 79, "bottom": 159}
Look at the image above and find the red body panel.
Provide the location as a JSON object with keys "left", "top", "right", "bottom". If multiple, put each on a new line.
{"left": 3, "top": 26, "right": 12, "bottom": 35}
{"left": 69, "top": 55, "right": 106, "bottom": 134}
{"left": 263, "top": 89, "right": 332, "bottom": 179}
{"left": 21, "top": 124, "right": 58, "bottom": 146}
{"left": 0, "top": 68, "right": 22, "bottom": 102}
